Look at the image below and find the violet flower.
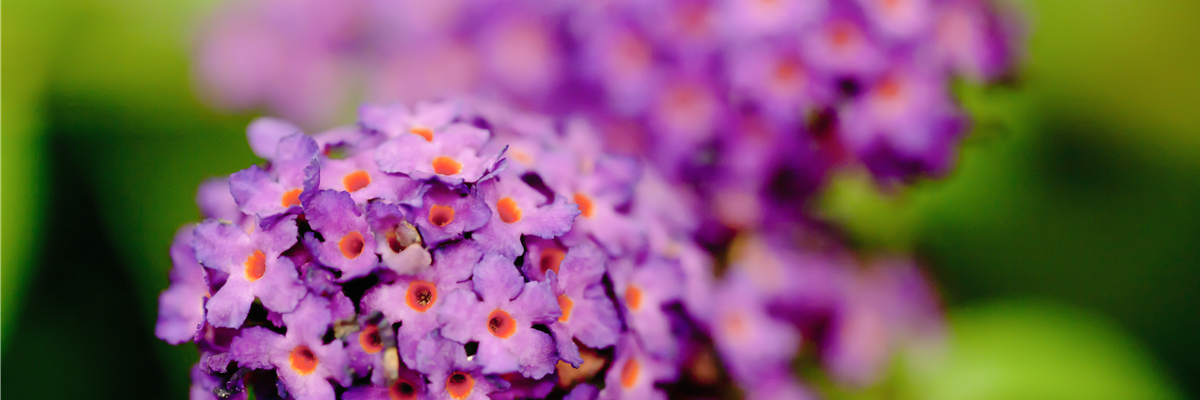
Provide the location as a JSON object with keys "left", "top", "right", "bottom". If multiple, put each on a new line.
{"left": 193, "top": 216, "right": 306, "bottom": 328}
{"left": 438, "top": 254, "right": 561, "bottom": 378}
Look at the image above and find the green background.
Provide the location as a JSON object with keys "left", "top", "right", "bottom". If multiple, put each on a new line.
{"left": 3, "top": 0, "right": 1197, "bottom": 398}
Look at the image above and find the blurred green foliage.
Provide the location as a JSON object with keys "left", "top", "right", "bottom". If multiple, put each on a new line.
{"left": 3, "top": 0, "right": 1199, "bottom": 398}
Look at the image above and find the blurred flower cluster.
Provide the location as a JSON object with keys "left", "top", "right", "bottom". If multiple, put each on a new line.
{"left": 196, "top": 0, "right": 1021, "bottom": 231}
{"left": 170, "top": 0, "right": 1023, "bottom": 398}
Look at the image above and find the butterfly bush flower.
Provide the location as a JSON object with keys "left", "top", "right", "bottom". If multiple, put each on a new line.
{"left": 160, "top": 99, "right": 746, "bottom": 399}
{"left": 195, "top": 0, "right": 1022, "bottom": 236}
{"left": 160, "top": 96, "right": 960, "bottom": 398}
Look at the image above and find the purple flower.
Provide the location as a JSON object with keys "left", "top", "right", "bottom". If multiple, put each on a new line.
{"left": 189, "top": 362, "right": 247, "bottom": 400}
{"left": 928, "top": 0, "right": 1021, "bottom": 81}
{"left": 476, "top": 11, "right": 563, "bottom": 101}
{"left": 229, "top": 133, "right": 321, "bottom": 228}
{"left": 855, "top": 0, "right": 935, "bottom": 40}
{"left": 408, "top": 183, "right": 491, "bottom": 247}
{"left": 342, "top": 368, "right": 427, "bottom": 400}
{"left": 598, "top": 334, "right": 678, "bottom": 400}
{"left": 488, "top": 374, "right": 556, "bottom": 400}
{"left": 472, "top": 176, "right": 580, "bottom": 257}
{"left": 374, "top": 121, "right": 504, "bottom": 186}
{"left": 365, "top": 200, "right": 432, "bottom": 275}
{"left": 157, "top": 225, "right": 210, "bottom": 344}
{"left": 839, "top": 62, "right": 966, "bottom": 181}
{"left": 825, "top": 258, "right": 945, "bottom": 386}
{"left": 564, "top": 383, "right": 599, "bottom": 400}
{"left": 718, "top": 0, "right": 826, "bottom": 40}
{"left": 610, "top": 257, "right": 685, "bottom": 361}
{"left": 741, "top": 369, "right": 818, "bottom": 400}
{"left": 727, "top": 42, "right": 834, "bottom": 124}
{"left": 302, "top": 189, "right": 378, "bottom": 281}
{"left": 345, "top": 318, "right": 389, "bottom": 384}
{"left": 438, "top": 254, "right": 561, "bottom": 378}
{"left": 802, "top": 6, "right": 887, "bottom": 78}
{"left": 538, "top": 243, "right": 621, "bottom": 367}
{"left": 538, "top": 150, "right": 644, "bottom": 256}
{"left": 706, "top": 272, "right": 800, "bottom": 385}
{"left": 196, "top": 177, "right": 243, "bottom": 222}
{"left": 228, "top": 325, "right": 350, "bottom": 400}
{"left": 360, "top": 241, "right": 478, "bottom": 373}
{"left": 421, "top": 336, "right": 511, "bottom": 400}
{"left": 575, "top": 17, "right": 662, "bottom": 115}
{"left": 193, "top": 216, "right": 306, "bottom": 328}
{"left": 360, "top": 100, "right": 461, "bottom": 139}
{"left": 318, "top": 147, "right": 424, "bottom": 206}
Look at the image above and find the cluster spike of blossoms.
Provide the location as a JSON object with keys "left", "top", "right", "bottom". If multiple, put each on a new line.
{"left": 195, "top": 0, "right": 1023, "bottom": 234}
{"left": 157, "top": 99, "right": 946, "bottom": 399}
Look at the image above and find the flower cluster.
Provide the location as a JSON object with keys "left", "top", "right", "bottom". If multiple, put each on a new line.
{"left": 160, "top": 99, "right": 946, "bottom": 399}
{"left": 195, "top": 0, "right": 1022, "bottom": 233}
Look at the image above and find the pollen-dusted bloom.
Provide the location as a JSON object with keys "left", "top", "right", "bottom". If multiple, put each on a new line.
{"left": 438, "top": 254, "right": 561, "bottom": 378}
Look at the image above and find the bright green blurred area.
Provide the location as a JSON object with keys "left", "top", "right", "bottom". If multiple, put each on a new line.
{"left": 3, "top": 0, "right": 1199, "bottom": 398}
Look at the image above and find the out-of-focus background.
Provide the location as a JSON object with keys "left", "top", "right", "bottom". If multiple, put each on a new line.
{"left": 3, "top": 0, "right": 1198, "bottom": 398}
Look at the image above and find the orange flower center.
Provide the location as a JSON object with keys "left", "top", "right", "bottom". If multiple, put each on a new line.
{"left": 625, "top": 285, "right": 643, "bottom": 311}
{"left": 573, "top": 193, "right": 594, "bottom": 218}
{"left": 410, "top": 127, "right": 435, "bottom": 142}
{"left": 281, "top": 188, "right": 303, "bottom": 208}
{"left": 343, "top": 170, "right": 371, "bottom": 193}
{"left": 389, "top": 378, "right": 418, "bottom": 400}
{"left": 620, "top": 357, "right": 640, "bottom": 388}
{"left": 496, "top": 197, "right": 522, "bottom": 223}
{"left": 339, "top": 231, "right": 365, "bottom": 259}
{"left": 876, "top": 75, "right": 902, "bottom": 101}
{"left": 487, "top": 309, "right": 517, "bottom": 338}
{"left": 244, "top": 250, "right": 266, "bottom": 281}
{"left": 429, "top": 204, "right": 455, "bottom": 227}
{"left": 289, "top": 345, "right": 318, "bottom": 375}
{"left": 432, "top": 156, "right": 462, "bottom": 175}
{"left": 539, "top": 248, "right": 565, "bottom": 275}
{"left": 359, "top": 325, "right": 384, "bottom": 354}
{"left": 829, "top": 21, "right": 858, "bottom": 49}
{"left": 445, "top": 372, "right": 475, "bottom": 400}
{"left": 557, "top": 295, "right": 574, "bottom": 323}
{"left": 724, "top": 313, "right": 748, "bottom": 340}
{"left": 405, "top": 280, "right": 438, "bottom": 312}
